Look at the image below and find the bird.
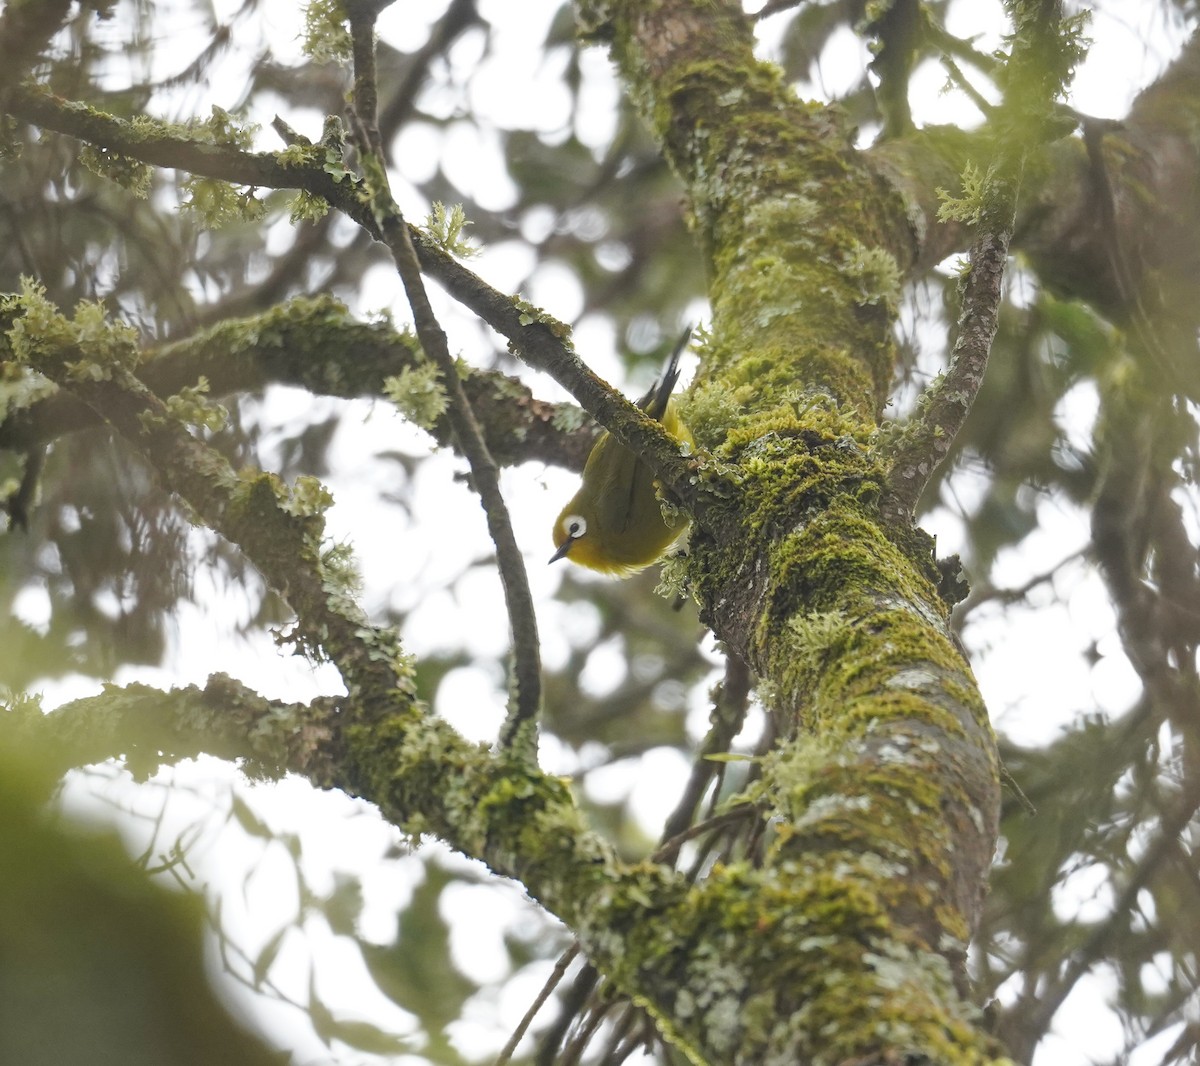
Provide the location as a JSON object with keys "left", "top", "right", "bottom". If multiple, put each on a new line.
{"left": 550, "top": 330, "right": 693, "bottom": 575}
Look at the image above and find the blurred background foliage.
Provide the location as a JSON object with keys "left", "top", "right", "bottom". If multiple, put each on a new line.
{"left": 1, "top": 0, "right": 1199, "bottom": 1063}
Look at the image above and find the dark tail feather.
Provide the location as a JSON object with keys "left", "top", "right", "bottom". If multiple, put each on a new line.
{"left": 644, "top": 325, "right": 692, "bottom": 419}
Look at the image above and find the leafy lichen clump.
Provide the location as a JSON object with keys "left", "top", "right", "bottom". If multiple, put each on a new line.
{"left": 180, "top": 176, "right": 266, "bottom": 229}
{"left": 3, "top": 278, "right": 139, "bottom": 379}
{"left": 385, "top": 363, "right": 449, "bottom": 431}
{"left": 422, "top": 202, "right": 479, "bottom": 259}
{"left": 301, "top": 0, "right": 352, "bottom": 64}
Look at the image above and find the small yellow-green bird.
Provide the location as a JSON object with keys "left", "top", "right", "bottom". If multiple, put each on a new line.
{"left": 550, "top": 330, "right": 693, "bottom": 576}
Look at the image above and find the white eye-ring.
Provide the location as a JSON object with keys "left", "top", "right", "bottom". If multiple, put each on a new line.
{"left": 563, "top": 514, "right": 587, "bottom": 539}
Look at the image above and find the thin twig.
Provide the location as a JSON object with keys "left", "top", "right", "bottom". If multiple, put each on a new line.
{"left": 594, "top": 1002, "right": 639, "bottom": 1065}
{"left": 958, "top": 547, "right": 1086, "bottom": 613}
{"left": 535, "top": 961, "right": 599, "bottom": 1065}
{"left": 344, "top": 1, "right": 542, "bottom": 750}
{"left": 559, "top": 994, "right": 611, "bottom": 1066}
{"left": 882, "top": 222, "right": 1013, "bottom": 521}
{"left": 494, "top": 943, "right": 579, "bottom": 1066}
{"left": 940, "top": 54, "right": 998, "bottom": 120}
{"left": 657, "top": 653, "right": 752, "bottom": 863}
{"left": 653, "top": 804, "right": 758, "bottom": 867}
{"left": 1017, "top": 776, "right": 1200, "bottom": 1041}
{"left": 882, "top": 0, "right": 1080, "bottom": 520}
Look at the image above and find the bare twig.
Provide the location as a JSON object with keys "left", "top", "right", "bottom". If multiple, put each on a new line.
{"left": 344, "top": 1, "right": 542, "bottom": 750}
{"left": 494, "top": 944, "right": 579, "bottom": 1066}
{"left": 1014, "top": 777, "right": 1200, "bottom": 1043}
{"left": 940, "top": 54, "right": 998, "bottom": 120}
{"left": 657, "top": 652, "right": 752, "bottom": 859}
{"left": 956, "top": 547, "right": 1085, "bottom": 615}
{"left": 535, "top": 961, "right": 599, "bottom": 1065}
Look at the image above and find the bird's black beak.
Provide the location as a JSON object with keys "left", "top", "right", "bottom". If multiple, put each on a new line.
{"left": 549, "top": 539, "right": 574, "bottom": 564}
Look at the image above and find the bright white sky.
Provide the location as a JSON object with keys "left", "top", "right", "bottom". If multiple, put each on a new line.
{"left": 24, "top": 0, "right": 1200, "bottom": 1063}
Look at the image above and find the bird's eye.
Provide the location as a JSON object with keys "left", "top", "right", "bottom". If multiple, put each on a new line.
{"left": 564, "top": 514, "right": 587, "bottom": 539}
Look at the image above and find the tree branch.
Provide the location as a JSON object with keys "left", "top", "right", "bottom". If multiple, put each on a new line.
{"left": 5, "top": 674, "right": 340, "bottom": 783}
{"left": 1, "top": 289, "right": 418, "bottom": 724}
{"left": 0, "top": 295, "right": 597, "bottom": 471}
{"left": 882, "top": 223, "right": 1012, "bottom": 520}
{"left": 0, "top": 83, "right": 702, "bottom": 511}
{"left": 1006, "top": 775, "right": 1200, "bottom": 1054}
{"left": 345, "top": 0, "right": 541, "bottom": 748}
{"left": 882, "top": 0, "right": 1081, "bottom": 519}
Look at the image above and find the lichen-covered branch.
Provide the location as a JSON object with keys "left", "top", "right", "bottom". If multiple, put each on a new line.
{"left": 882, "top": 171, "right": 1014, "bottom": 519}
{"left": 0, "top": 289, "right": 649, "bottom": 941}
{"left": 0, "top": 284, "right": 418, "bottom": 726}
{"left": 5, "top": 674, "right": 341, "bottom": 784}
{"left": 0, "top": 84, "right": 700, "bottom": 507}
{"left": 0, "top": 295, "right": 597, "bottom": 471}
{"left": 883, "top": 0, "right": 1085, "bottom": 518}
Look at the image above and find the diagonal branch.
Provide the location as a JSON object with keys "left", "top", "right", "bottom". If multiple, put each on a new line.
{"left": 882, "top": 221, "right": 1012, "bottom": 520}
{"left": 882, "top": 0, "right": 1081, "bottom": 521}
{"left": 1, "top": 291, "right": 416, "bottom": 721}
{"left": 1, "top": 83, "right": 700, "bottom": 509}
{"left": 345, "top": 0, "right": 541, "bottom": 749}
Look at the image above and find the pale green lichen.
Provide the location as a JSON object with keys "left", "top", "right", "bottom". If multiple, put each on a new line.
{"left": 549, "top": 403, "right": 588, "bottom": 433}
{"left": 196, "top": 105, "right": 259, "bottom": 150}
{"left": 512, "top": 297, "right": 573, "bottom": 341}
{"left": 180, "top": 177, "right": 266, "bottom": 229}
{"left": 742, "top": 193, "right": 821, "bottom": 246}
{"left": 935, "top": 161, "right": 998, "bottom": 226}
{"left": 322, "top": 147, "right": 355, "bottom": 186}
{"left": 162, "top": 377, "right": 228, "bottom": 433}
{"left": 3, "top": 279, "right": 75, "bottom": 363}
{"left": 677, "top": 378, "right": 752, "bottom": 454}
{"left": 288, "top": 189, "right": 331, "bottom": 223}
{"left": 276, "top": 143, "right": 321, "bottom": 168}
{"left": 282, "top": 474, "right": 334, "bottom": 518}
{"left": 384, "top": 363, "right": 448, "bottom": 430}
{"left": 654, "top": 547, "right": 691, "bottom": 603}
{"left": 300, "top": 0, "right": 352, "bottom": 64}
{"left": 840, "top": 240, "right": 902, "bottom": 310}
{"left": 422, "top": 202, "right": 479, "bottom": 259}
{"left": 783, "top": 609, "right": 856, "bottom": 681}
{"left": 321, "top": 540, "right": 364, "bottom": 599}
{"left": 79, "top": 145, "right": 153, "bottom": 197}
{"left": 3, "top": 280, "right": 139, "bottom": 379}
